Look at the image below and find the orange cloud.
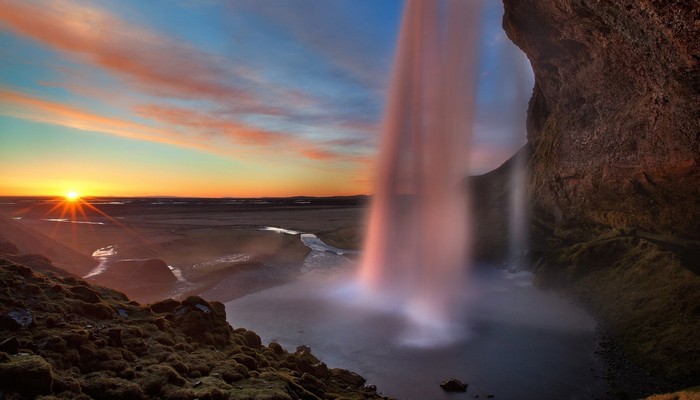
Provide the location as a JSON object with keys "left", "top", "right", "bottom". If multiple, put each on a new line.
{"left": 0, "top": 0, "right": 256, "bottom": 106}
{"left": 134, "top": 104, "right": 286, "bottom": 146}
{"left": 135, "top": 103, "right": 348, "bottom": 162}
{"left": 0, "top": 88, "right": 202, "bottom": 149}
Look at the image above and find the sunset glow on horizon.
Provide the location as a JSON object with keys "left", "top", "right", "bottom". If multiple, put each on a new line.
{"left": 0, "top": 0, "right": 531, "bottom": 198}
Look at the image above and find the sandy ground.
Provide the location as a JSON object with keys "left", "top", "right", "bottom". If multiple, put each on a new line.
{"left": 0, "top": 197, "right": 368, "bottom": 304}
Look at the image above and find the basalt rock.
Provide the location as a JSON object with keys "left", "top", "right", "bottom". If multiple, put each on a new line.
{"left": 501, "top": 0, "right": 700, "bottom": 389}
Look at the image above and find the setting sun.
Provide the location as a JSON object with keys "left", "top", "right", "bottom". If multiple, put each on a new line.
{"left": 65, "top": 191, "right": 80, "bottom": 201}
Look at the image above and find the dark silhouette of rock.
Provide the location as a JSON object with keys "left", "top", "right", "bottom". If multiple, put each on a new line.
{"left": 440, "top": 378, "right": 468, "bottom": 392}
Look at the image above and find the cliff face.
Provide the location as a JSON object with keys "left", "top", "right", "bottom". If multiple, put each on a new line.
{"left": 504, "top": 0, "right": 699, "bottom": 242}
{"left": 501, "top": 0, "right": 700, "bottom": 387}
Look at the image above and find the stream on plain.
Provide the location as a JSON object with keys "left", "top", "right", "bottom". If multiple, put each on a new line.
{"left": 225, "top": 233, "right": 606, "bottom": 400}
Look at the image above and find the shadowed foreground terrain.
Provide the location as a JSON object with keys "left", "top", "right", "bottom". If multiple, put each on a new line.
{"left": 0, "top": 254, "right": 390, "bottom": 400}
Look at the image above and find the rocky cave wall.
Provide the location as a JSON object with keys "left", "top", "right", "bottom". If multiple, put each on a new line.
{"left": 502, "top": 0, "right": 699, "bottom": 245}
{"left": 499, "top": 0, "right": 700, "bottom": 387}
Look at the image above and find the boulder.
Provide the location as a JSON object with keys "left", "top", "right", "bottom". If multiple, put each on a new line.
{"left": 440, "top": 378, "right": 468, "bottom": 392}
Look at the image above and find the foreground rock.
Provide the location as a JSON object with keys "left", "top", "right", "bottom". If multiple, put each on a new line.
{"left": 501, "top": 0, "right": 700, "bottom": 393}
{"left": 440, "top": 378, "right": 468, "bottom": 392}
{"left": 0, "top": 257, "right": 391, "bottom": 400}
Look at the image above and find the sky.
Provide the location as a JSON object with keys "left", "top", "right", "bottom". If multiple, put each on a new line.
{"left": 0, "top": 0, "right": 532, "bottom": 198}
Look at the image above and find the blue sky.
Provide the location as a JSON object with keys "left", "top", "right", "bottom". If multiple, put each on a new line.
{"left": 0, "top": 0, "right": 532, "bottom": 197}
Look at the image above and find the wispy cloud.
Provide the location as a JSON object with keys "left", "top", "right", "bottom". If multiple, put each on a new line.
{"left": 0, "top": 1, "right": 239, "bottom": 100}
{"left": 0, "top": 86, "right": 366, "bottom": 166}
{"left": 0, "top": 88, "right": 207, "bottom": 151}
{"left": 229, "top": 0, "right": 399, "bottom": 91}
{"left": 135, "top": 103, "right": 351, "bottom": 162}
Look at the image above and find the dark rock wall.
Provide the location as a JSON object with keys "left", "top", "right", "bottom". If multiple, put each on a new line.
{"left": 500, "top": 0, "right": 700, "bottom": 387}
{"left": 503, "top": 0, "right": 699, "bottom": 243}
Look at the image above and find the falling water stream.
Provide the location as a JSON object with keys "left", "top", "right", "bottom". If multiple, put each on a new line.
{"left": 226, "top": 1, "right": 606, "bottom": 398}
{"left": 358, "top": 0, "right": 481, "bottom": 345}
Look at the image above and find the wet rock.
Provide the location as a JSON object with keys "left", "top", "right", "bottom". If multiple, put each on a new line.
{"left": 0, "top": 354, "right": 53, "bottom": 396}
{"left": 440, "top": 378, "right": 468, "bottom": 392}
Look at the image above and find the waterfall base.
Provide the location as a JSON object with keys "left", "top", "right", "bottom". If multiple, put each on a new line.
{"left": 226, "top": 265, "right": 605, "bottom": 400}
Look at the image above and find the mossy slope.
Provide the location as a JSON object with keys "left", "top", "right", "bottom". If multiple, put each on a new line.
{"left": 0, "top": 257, "right": 391, "bottom": 400}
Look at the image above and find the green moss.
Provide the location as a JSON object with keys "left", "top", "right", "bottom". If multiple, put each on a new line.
{"left": 0, "top": 260, "right": 392, "bottom": 400}
{"left": 536, "top": 235, "right": 700, "bottom": 385}
{"left": 82, "top": 373, "right": 144, "bottom": 400}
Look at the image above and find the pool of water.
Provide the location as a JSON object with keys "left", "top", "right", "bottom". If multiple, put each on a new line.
{"left": 225, "top": 239, "right": 606, "bottom": 400}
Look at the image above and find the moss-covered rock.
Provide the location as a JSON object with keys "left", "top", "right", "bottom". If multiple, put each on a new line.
{"left": 0, "top": 354, "right": 53, "bottom": 396}
{"left": 0, "top": 256, "right": 392, "bottom": 400}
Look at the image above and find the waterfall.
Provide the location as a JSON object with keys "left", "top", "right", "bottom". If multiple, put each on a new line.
{"left": 359, "top": 0, "right": 482, "bottom": 345}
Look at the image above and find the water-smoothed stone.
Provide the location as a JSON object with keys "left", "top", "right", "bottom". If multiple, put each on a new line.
{"left": 440, "top": 378, "right": 468, "bottom": 392}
